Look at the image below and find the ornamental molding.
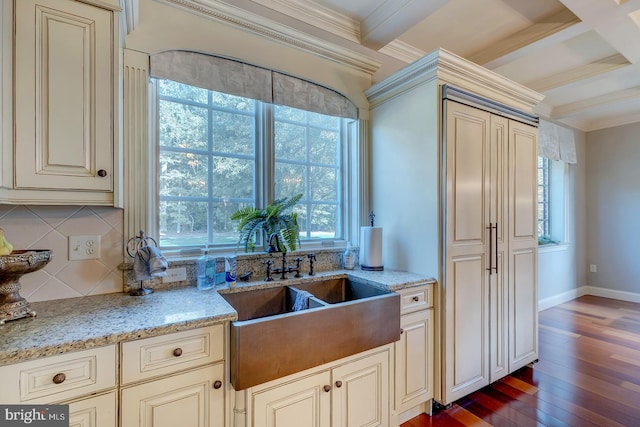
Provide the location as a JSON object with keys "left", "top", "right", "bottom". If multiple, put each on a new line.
{"left": 366, "top": 48, "right": 545, "bottom": 113}
{"left": 155, "top": 0, "right": 381, "bottom": 74}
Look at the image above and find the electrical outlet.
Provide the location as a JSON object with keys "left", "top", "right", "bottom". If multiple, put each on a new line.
{"left": 163, "top": 267, "right": 187, "bottom": 283}
{"left": 590, "top": 264, "right": 597, "bottom": 273}
{"left": 69, "top": 235, "right": 101, "bottom": 260}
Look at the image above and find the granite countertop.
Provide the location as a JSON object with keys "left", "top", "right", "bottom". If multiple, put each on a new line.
{"left": 0, "top": 269, "right": 435, "bottom": 366}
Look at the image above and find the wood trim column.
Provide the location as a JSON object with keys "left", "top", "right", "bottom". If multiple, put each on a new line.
{"left": 122, "top": 49, "right": 151, "bottom": 258}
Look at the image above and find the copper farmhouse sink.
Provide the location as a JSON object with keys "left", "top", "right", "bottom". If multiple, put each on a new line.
{"left": 221, "top": 277, "right": 400, "bottom": 390}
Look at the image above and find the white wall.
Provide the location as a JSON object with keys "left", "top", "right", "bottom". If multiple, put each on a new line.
{"left": 585, "top": 122, "right": 640, "bottom": 300}
{"left": 537, "top": 127, "right": 587, "bottom": 309}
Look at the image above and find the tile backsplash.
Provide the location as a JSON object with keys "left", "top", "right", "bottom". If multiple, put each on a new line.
{"left": 0, "top": 205, "right": 124, "bottom": 302}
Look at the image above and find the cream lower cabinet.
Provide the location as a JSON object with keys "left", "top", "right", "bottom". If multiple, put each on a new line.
{"left": 0, "top": 345, "right": 118, "bottom": 427}
{"left": 394, "top": 284, "right": 434, "bottom": 423}
{"left": 250, "top": 347, "right": 390, "bottom": 427}
{"left": 120, "top": 325, "right": 226, "bottom": 427}
{"left": 68, "top": 391, "right": 117, "bottom": 427}
{"left": 121, "top": 364, "right": 225, "bottom": 427}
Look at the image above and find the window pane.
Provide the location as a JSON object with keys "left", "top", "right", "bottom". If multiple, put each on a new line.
{"left": 275, "top": 163, "right": 306, "bottom": 197}
{"left": 212, "top": 110, "right": 255, "bottom": 155}
{"left": 309, "top": 129, "right": 338, "bottom": 165}
{"left": 309, "top": 204, "right": 337, "bottom": 239}
{"left": 211, "top": 201, "right": 246, "bottom": 245}
{"left": 309, "top": 112, "right": 339, "bottom": 129}
{"left": 275, "top": 122, "right": 305, "bottom": 162}
{"left": 159, "top": 200, "right": 208, "bottom": 247}
{"left": 159, "top": 151, "right": 208, "bottom": 197}
{"left": 159, "top": 101, "right": 207, "bottom": 150}
{"left": 274, "top": 105, "right": 306, "bottom": 122}
{"left": 159, "top": 80, "right": 207, "bottom": 103}
{"left": 212, "top": 92, "right": 255, "bottom": 113}
{"left": 310, "top": 166, "right": 337, "bottom": 201}
{"left": 212, "top": 157, "right": 254, "bottom": 198}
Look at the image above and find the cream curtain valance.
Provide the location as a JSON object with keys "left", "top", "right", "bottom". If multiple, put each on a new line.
{"left": 538, "top": 119, "right": 577, "bottom": 164}
{"left": 150, "top": 50, "right": 358, "bottom": 120}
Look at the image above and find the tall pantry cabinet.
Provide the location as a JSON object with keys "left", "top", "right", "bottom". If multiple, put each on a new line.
{"left": 365, "top": 48, "right": 544, "bottom": 407}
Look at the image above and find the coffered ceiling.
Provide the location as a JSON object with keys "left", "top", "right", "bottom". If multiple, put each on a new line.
{"left": 155, "top": 0, "right": 640, "bottom": 131}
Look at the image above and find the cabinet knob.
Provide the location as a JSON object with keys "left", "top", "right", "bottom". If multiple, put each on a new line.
{"left": 400, "top": 328, "right": 404, "bottom": 334}
{"left": 412, "top": 296, "right": 420, "bottom": 302}
{"left": 97, "top": 169, "right": 108, "bottom": 177}
{"left": 213, "top": 380, "right": 222, "bottom": 389}
{"left": 52, "top": 373, "right": 66, "bottom": 384}
{"left": 323, "top": 385, "right": 331, "bottom": 393}
{"left": 335, "top": 380, "right": 342, "bottom": 388}
{"left": 173, "top": 348, "right": 183, "bottom": 357}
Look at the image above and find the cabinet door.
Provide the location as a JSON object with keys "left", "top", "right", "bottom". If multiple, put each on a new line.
{"left": 68, "top": 391, "right": 117, "bottom": 427}
{"left": 14, "top": 0, "right": 114, "bottom": 191}
{"left": 442, "top": 100, "right": 491, "bottom": 404}
{"left": 489, "top": 115, "right": 509, "bottom": 382}
{"left": 252, "top": 371, "right": 331, "bottom": 427}
{"left": 120, "top": 363, "right": 225, "bottom": 427}
{"left": 332, "top": 349, "right": 390, "bottom": 427}
{"left": 508, "top": 120, "right": 539, "bottom": 372}
{"left": 395, "top": 309, "right": 433, "bottom": 413}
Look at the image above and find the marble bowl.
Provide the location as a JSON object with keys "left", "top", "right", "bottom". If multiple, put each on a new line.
{"left": 0, "top": 250, "right": 53, "bottom": 324}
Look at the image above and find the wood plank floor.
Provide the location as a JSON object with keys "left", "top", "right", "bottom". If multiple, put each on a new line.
{"left": 401, "top": 295, "right": 640, "bottom": 427}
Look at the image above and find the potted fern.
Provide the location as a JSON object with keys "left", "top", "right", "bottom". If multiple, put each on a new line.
{"left": 231, "top": 194, "right": 302, "bottom": 253}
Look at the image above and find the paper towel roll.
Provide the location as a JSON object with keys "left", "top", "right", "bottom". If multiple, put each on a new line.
{"left": 360, "top": 226, "right": 383, "bottom": 271}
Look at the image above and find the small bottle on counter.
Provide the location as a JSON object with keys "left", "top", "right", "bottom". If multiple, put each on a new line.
{"left": 343, "top": 242, "right": 355, "bottom": 270}
{"left": 197, "top": 250, "right": 215, "bottom": 290}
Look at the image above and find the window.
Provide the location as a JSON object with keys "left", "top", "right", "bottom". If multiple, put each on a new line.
{"left": 156, "top": 79, "right": 344, "bottom": 250}
{"left": 537, "top": 157, "right": 550, "bottom": 240}
{"left": 537, "top": 157, "right": 566, "bottom": 245}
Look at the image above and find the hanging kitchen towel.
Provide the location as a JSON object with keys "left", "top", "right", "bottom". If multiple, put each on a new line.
{"left": 133, "top": 246, "right": 168, "bottom": 281}
{"left": 292, "top": 290, "right": 313, "bottom": 311}
{"left": 360, "top": 226, "right": 383, "bottom": 270}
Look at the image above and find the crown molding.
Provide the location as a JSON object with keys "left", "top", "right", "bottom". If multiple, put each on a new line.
{"left": 366, "top": 48, "right": 544, "bottom": 113}
{"left": 378, "top": 40, "right": 425, "bottom": 64}
{"left": 156, "top": 0, "right": 381, "bottom": 74}
{"left": 121, "top": 0, "right": 139, "bottom": 34}
{"left": 251, "top": 0, "right": 360, "bottom": 43}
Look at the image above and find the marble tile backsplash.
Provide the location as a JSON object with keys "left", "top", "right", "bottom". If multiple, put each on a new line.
{"left": 0, "top": 204, "right": 356, "bottom": 301}
{"left": 0, "top": 205, "right": 124, "bottom": 302}
{"left": 122, "top": 248, "right": 358, "bottom": 293}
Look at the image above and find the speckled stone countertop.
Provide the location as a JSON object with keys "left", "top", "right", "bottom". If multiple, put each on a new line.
{"left": 0, "top": 268, "right": 434, "bottom": 366}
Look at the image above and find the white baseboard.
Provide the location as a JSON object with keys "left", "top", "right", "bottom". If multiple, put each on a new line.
{"left": 539, "top": 286, "right": 640, "bottom": 310}
{"left": 580, "top": 286, "right": 640, "bottom": 303}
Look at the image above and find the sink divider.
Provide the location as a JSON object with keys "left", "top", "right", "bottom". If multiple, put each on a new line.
{"left": 288, "top": 285, "right": 328, "bottom": 311}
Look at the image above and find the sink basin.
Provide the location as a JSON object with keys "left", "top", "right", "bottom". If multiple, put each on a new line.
{"left": 221, "top": 277, "right": 400, "bottom": 390}
{"left": 292, "top": 277, "right": 390, "bottom": 304}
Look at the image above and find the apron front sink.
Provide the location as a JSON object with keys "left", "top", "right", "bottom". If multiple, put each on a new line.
{"left": 220, "top": 277, "right": 400, "bottom": 390}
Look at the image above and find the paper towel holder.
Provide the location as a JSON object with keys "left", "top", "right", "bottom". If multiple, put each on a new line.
{"left": 360, "top": 212, "right": 384, "bottom": 271}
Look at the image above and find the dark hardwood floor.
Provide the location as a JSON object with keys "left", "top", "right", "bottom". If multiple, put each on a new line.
{"left": 401, "top": 295, "right": 640, "bottom": 427}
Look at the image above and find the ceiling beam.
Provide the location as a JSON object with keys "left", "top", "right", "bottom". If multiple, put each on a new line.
{"left": 360, "top": 0, "right": 447, "bottom": 50}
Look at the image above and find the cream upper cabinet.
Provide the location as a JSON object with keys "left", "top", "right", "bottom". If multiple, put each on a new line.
{"left": 3, "top": 0, "right": 120, "bottom": 205}
{"left": 366, "top": 48, "right": 543, "bottom": 409}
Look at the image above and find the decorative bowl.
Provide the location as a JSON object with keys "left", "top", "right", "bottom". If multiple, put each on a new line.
{"left": 0, "top": 250, "right": 53, "bottom": 324}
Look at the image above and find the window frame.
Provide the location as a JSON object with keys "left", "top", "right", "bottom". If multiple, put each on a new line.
{"left": 538, "top": 157, "right": 568, "bottom": 247}
{"left": 152, "top": 78, "right": 355, "bottom": 255}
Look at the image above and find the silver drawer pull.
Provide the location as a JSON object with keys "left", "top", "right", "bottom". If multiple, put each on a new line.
{"left": 52, "top": 373, "right": 66, "bottom": 384}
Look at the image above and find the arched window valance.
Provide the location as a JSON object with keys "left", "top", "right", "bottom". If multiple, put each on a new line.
{"left": 150, "top": 50, "right": 358, "bottom": 119}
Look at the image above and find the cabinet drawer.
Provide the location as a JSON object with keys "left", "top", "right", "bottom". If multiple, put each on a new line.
{"left": 121, "top": 325, "right": 224, "bottom": 385}
{"left": 0, "top": 345, "right": 117, "bottom": 404}
{"left": 399, "top": 284, "right": 433, "bottom": 314}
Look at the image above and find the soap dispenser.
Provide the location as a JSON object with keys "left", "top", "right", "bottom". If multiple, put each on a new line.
{"left": 343, "top": 242, "right": 355, "bottom": 270}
